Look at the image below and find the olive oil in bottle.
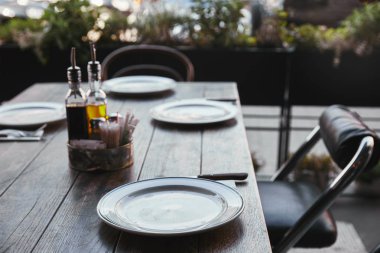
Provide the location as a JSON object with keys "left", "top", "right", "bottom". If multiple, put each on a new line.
{"left": 65, "top": 47, "right": 88, "bottom": 140}
{"left": 86, "top": 104, "right": 107, "bottom": 120}
{"left": 86, "top": 43, "right": 107, "bottom": 134}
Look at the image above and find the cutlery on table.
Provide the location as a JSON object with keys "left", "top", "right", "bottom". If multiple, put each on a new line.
{"left": 197, "top": 172, "right": 248, "bottom": 181}
{"left": 196, "top": 172, "right": 248, "bottom": 189}
{"left": 0, "top": 124, "right": 47, "bottom": 141}
{"left": 206, "top": 98, "right": 237, "bottom": 104}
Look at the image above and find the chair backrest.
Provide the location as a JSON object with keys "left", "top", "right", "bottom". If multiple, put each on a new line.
{"left": 271, "top": 105, "right": 380, "bottom": 253}
{"left": 102, "top": 44, "right": 195, "bottom": 81}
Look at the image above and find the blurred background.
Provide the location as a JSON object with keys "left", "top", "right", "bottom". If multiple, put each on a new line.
{"left": 1, "top": 0, "right": 378, "bottom": 106}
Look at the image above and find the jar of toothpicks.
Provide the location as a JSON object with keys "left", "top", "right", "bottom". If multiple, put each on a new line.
{"left": 67, "top": 111, "right": 139, "bottom": 172}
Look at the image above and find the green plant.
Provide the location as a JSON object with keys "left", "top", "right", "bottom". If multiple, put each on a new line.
{"left": 189, "top": 0, "right": 256, "bottom": 47}
{"left": 96, "top": 8, "right": 131, "bottom": 45}
{"left": 256, "top": 11, "right": 291, "bottom": 48}
{"left": 290, "top": 24, "right": 350, "bottom": 64}
{"left": 40, "top": 0, "right": 129, "bottom": 63}
{"left": 2, "top": 0, "right": 380, "bottom": 64}
{"left": 295, "top": 154, "right": 338, "bottom": 173}
{"left": 42, "top": 0, "right": 97, "bottom": 49}
{"left": 0, "top": 0, "right": 258, "bottom": 60}
{"left": 343, "top": 2, "right": 380, "bottom": 55}
{"left": 0, "top": 18, "right": 42, "bottom": 46}
{"left": 251, "top": 151, "right": 265, "bottom": 171}
{"left": 0, "top": 0, "right": 129, "bottom": 63}
{"left": 35, "top": 0, "right": 100, "bottom": 63}
{"left": 356, "top": 161, "right": 380, "bottom": 184}
{"left": 134, "top": 3, "right": 191, "bottom": 45}
{"left": 293, "top": 154, "right": 339, "bottom": 188}
{"left": 287, "top": 2, "right": 380, "bottom": 64}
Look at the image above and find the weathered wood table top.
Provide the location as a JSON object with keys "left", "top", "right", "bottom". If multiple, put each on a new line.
{"left": 0, "top": 82, "right": 271, "bottom": 252}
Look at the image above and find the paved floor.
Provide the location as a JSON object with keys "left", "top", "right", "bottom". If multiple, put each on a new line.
{"left": 290, "top": 222, "right": 366, "bottom": 253}
{"left": 243, "top": 105, "right": 380, "bottom": 251}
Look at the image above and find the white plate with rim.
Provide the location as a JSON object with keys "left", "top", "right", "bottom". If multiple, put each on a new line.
{"left": 97, "top": 177, "right": 244, "bottom": 236}
{"left": 0, "top": 102, "right": 66, "bottom": 127}
{"left": 102, "top": 76, "right": 176, "bottom": 95}
{"left": 149, "top": 99, "right": 237, "bottom": 124}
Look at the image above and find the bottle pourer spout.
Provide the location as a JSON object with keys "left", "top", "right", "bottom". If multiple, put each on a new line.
{"left": 68, "top": 47, "right": 81, "bottom": 84}
{"left": 88, "top": 42, "right": 101, "bottom": 81}
{"left": 90, "top": 42, "right": 96, "bottom": 63}
{"left": 71, "top": 47, "right": 77, "bottom": 68}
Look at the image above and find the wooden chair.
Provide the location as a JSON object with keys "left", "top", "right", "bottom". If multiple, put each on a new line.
{"left": 257, "top": 105, "right": 380, "bottom": 253}
{"left": 102, "top": 44, "right": 194, "bottom": 81}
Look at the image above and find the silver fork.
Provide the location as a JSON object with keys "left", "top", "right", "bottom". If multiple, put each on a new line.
{"left": 0, "top": 124, "right": 47, "bottom": 138}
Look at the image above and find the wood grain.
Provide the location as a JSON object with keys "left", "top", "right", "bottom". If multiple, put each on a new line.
{"left": 0, "top": 84, "right": 67, "bottom": 195}
{"left": 115, "top": 83, "right": 204, "bottom": 253}
{"left": 0, "top": 82, "right": 272, "bottom": 253}
{"left": 33, "top": 87, "right": 182, "bottom": 252}
{"left": 200, "top": 84, "right": 272, "bottom": 252}
{"left": 0, "top": 130, "right": 77, "bottom": 252}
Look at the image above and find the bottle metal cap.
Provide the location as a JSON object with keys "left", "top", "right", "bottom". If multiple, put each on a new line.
{"left": 90, "top": 117, "right": 106, "bottom": 140}
{"left": 108, "top": 112, "right": 122, "bottom": 123}
{"left": 90, "top": 117, "right": 106, "bottom": 129}
{"left": 87, "top": 61, "right": 101, "bottom": 81}
{"left": 68, "top": 47, "right": 81, "bottom": 84}
{"left": 67, "top": 66, "right": 81, "bottom": 83}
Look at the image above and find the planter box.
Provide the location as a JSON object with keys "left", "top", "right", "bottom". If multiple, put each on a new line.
{"left": 0, "top": 45, "right": 115, "bottom": 103}
{"left": 1, "top": 45, "right": 380, "bottom": 107}
{"left": 291, "top": 50, "right": 380, "bottom": 106}
{"left": 0, "top": 45, "right": 289, "bottom": 106}
{"left": 181, "top": 48, "right": 290, "bottom": 106}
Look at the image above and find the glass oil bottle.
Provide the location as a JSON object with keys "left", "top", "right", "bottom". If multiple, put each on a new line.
{"left": 65, "top": 47, "right": 89, "bottom": 140}
{"left": 86, "top": 43, "right": 107, "bottom": 136}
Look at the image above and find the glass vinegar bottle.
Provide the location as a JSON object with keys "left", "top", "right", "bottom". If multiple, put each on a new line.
{"left": 65, "top": 48, "right": 89, "bottom": 140}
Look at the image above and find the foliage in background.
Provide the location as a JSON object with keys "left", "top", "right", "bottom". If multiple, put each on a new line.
{"left": 0, "top": 0, "right": 129, "bottom": 63}
{"left": 189, "top": 0, "right": 255, "bottom": 47}
{"left": 288, "top": 2, "right": 380, "bottom": 64}
{"left": 255, "top": 10, "right": 292, "bottom": 48}
{"left": 250, "top": 151, "right": 265, "bottom": 172}
{"left": 0, "top": 18, "right": 42, "bottom": 47}
{"left": 134, "top": 0, "right": 256, "bottom": 47}
{"left": 343, "top": 3, "right": 380, "bottom": 55}
{"left": 44, "top": 0, "right": 96, "bottom": 47}
{"left": 95, "top": 8, "right": 130, "bottom": 46}
{"left": 293, "top": 154, "right": 339, "bottom": 189}
{"left": 289, "top": 24, "right": 350, "bottom": 65}
{"left": 253, "top": 150, "right": 380, "bottom": 187}
{"left": 0, "top": 0, "right": 257, "bottom": 62}
{"left": 134, "top": 2, "right": 191, "bottom": 45}
{"left": 357, "top": 162, "right": 380, "bottom": 184}
{"left": 38, "top": 0, "right": 99, "bottom": 62}
{"left": 294, "top": 154, "right": 338, "bottom": 174}
{"left": 2, "top": 0, "right": 380, "bottom": 63}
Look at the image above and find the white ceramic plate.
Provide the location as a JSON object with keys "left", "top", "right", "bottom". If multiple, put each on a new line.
{"left": 102, "top": 76, "right": 176, "bottom": 95}
{"left": 0, "top": 102, "right": 66, "bottom": 127}
{"left": 97, "top": 177, "right": 244, "bottom": 236}
{"left": 149, "top": 99, "right": 237, "bottom": 124}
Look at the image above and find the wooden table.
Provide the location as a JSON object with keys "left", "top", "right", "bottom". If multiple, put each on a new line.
{"left": 0, "top": 82, "right": 271, "bottom": 252}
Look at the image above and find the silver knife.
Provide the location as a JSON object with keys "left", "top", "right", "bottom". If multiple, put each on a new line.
{"left": 197, "top": 172, "right": 248, "bottom": 181}
{"left": 196, "top": 172, "right": 248, "bottom": 189}
{"left": 0, "top": 136, "right": 42, "bottom": 141}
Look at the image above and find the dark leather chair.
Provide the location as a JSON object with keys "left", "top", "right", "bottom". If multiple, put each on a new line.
{"left": 102, "top": 44, "right": 194, "bottom": 81}
{"left": 370, "top": 243, "right": 380, "bottom": 253}
{"left": 258, "top": 105, "right": 380, "bottom": 253}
